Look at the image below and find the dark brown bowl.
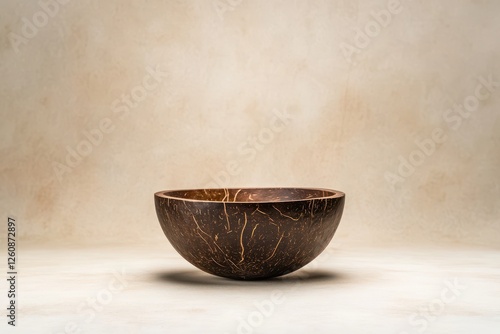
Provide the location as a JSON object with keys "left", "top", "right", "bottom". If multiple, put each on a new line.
{"left": 154, "top": 187, "right": 345, "bottom": 280}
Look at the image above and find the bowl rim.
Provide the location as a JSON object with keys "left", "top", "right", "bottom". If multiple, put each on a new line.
{"left": 154, "top": 187, "right": 345, "bottom": 204}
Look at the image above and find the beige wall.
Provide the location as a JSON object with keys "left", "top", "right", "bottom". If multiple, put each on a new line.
{"left": 1, "top": 0, "right": 499, "bottom": 246}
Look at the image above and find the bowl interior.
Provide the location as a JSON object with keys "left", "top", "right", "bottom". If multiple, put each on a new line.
{"left": 156, "top": 187, "right": 341, "bottom": 203}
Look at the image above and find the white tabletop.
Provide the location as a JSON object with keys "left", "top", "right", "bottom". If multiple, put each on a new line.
{"left": 5, "top": 242, "right": 500, "bottom": 334}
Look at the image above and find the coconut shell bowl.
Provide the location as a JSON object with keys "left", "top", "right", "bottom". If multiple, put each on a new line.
{"left": 154, "top": 187, "right": 345, "bottom": 280}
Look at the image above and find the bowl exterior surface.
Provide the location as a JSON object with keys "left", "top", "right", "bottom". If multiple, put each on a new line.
{"left": 155, "top": 191, "right": 345, "bottom": 280}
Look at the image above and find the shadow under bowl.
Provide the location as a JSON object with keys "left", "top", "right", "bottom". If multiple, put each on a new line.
{"left": 154, "top": 187, "right": 345, "bottom": 280}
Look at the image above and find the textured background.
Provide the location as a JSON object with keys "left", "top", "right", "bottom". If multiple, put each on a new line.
{"left": 1, "top": 0, "right": 499, "bottom": 247}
